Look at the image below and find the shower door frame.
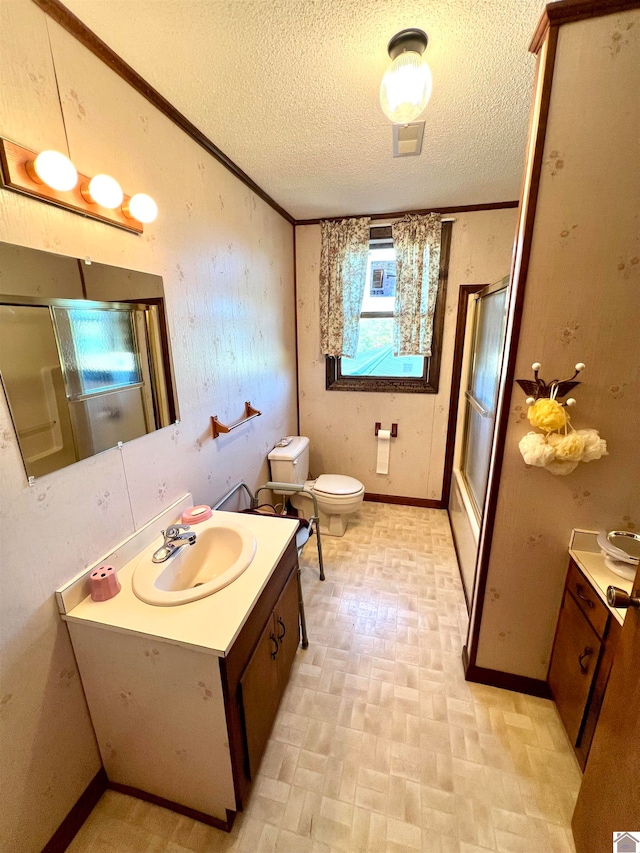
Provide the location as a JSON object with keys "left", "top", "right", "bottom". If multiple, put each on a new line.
{"left": 443, "top": 277, "right": 509, "bottom": 610}
{"left": 458, "top": 277, "right": 510, "bottom": 522}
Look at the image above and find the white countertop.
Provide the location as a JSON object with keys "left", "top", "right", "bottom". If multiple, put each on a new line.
{"left": 569, "top": 530, "right": 634, "bottom": 626}
{"left": 62, "top": 511, "right": 299, "bottom": 657}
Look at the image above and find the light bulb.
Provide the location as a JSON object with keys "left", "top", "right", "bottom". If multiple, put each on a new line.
{"left": 83, "top": 174, "right": 124, "bottom": 209}
{"left": 380, "top": 51, "right": 432, "bottom": 124}
{"left": 123, "top": 193, "right": 158, "bottom": 223}
{"left": 27, "top": 150, "right": 78, "bottom": 192}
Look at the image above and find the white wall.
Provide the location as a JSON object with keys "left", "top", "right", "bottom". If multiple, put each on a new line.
{"left": 295, "top": 209, "right": 518, "bottom": 501}
{"left": 0, "top": 2, "right": 297, "bottom": 849}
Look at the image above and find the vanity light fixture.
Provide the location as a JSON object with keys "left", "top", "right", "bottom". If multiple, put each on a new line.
{"left": 0, "top": 138, "right": 157, "bottom": 234}
{"left": 81, "top": 173, "right": 124, "bottom": 209}
{"left": 380, "top": 28, "right": 433, "bottom": 124}
{"left": 25, "top": 149, "right": 78, "bottom": 192}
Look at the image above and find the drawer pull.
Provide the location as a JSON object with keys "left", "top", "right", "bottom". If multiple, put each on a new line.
{"left": 277, "top": 617, "right": 286, "bottom": 644}
{"left": 270, "top": 633, "right": 279, "bottom": 660}
{"left": 575, "top": 584, "right": 594, "bottom": 608}
{"left": 578, "top": 646, "right": 593, "bottom": 674}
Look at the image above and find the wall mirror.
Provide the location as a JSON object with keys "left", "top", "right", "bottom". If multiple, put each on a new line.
{"left": 0, "top": 242, "right": 178, "bottom": 481}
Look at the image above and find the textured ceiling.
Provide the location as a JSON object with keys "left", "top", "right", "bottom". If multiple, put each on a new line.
{"left": 61, "top": 0, "right": 545, "bottom": 220}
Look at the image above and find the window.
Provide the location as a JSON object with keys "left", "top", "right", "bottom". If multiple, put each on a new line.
{"left": 325, "top": 220, "right": 452, "bottom": 393}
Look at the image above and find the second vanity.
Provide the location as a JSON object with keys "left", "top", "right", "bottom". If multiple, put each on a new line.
{"left": 548, "top": 529, "right": 634, "bottom": 771}
{"left": 57, "top": 496, "right": 301, "bottom": 830}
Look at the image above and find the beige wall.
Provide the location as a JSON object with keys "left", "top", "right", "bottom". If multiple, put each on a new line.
{"left": 295, "top": 209, "right": 517, "bottom": 501}
{"left": 475, "top": 11, "right": 640, "bottom": 680}
{"left": 0, "top": 2, "right": 296, "bottom": 850}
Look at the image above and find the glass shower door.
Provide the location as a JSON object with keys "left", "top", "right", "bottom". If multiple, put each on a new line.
{"left": 461, "top": 280, "right": 509, "bottom": 519}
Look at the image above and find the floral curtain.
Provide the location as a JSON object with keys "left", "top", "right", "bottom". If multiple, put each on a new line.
{"left": 319, "top": 217, "right": 371, "bottom": 358}
{"left": 392, "top": 213, "right": 442, "bottom": 356}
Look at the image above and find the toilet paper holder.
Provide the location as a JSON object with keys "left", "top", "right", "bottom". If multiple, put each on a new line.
{"left": 375, "top": 422, "right": 398, "bottom": 438}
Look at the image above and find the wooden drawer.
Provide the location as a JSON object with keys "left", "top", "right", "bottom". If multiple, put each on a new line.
{"left": 548, "top": 589, "right": 602, "bottom": 747}
{"left": 566, "top": 559, "right": 609, "bottom": 637}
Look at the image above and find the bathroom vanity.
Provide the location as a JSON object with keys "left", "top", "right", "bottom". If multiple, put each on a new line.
{"left": 57, "top": 503, "right": 301, "bottom": 830}
{"left": 548, "top": 530, "right": 632, "bottom": 770}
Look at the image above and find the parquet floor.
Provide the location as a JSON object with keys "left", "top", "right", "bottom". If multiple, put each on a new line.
{"left": 68, "top": 502, "right": 580, "bottom": 852}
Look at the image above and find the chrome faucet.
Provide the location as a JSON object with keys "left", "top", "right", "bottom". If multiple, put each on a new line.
{"left": 151, "top": 524, "right": 197, "bottom": 564}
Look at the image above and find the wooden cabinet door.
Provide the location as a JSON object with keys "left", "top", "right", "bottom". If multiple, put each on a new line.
{"left": 274, "top": 568, "right": 300, "bottom": 686}
{"left": 548, "top": 590, "right": 602, "bottom": 747}
{"left": 571, "top": 565, "right": 640, "bottom": 852}
{"left": 239, "top": 614, "right": 279, "bottom": 780}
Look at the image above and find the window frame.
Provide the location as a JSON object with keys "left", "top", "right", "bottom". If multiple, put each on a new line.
{"left": 325, "top": 220, "right": 452, "bottom": 393}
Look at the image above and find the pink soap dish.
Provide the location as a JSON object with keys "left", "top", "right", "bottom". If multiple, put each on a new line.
{"left": 181, "top": 505, "right": 213, "bottom": 524}
{"left": 89, "top": 565, "right": 121, "bottom": 601}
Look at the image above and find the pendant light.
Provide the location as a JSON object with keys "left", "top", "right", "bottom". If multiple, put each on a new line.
{"left": 380, "top": 28, "right": 432, "bottom": 124}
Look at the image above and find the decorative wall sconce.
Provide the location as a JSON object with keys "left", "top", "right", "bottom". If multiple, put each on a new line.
{"left": 380, "top": 28, "right": 433, "bottom": 124}
{"left": 0, "top": 138, "right": 157, "bottom": 234}
{"left": 516, "top": 362, "right": 608, "bottom": 476}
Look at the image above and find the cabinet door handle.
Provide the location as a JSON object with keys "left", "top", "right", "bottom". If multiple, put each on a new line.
{"left": 270, "top": 633, "right": 279, "bottom": 660}
{"left": 578, "top": 646, "right": 593, "bottom": 674}
{"left": 277, "top": 617, "right": 286, "bottom": 644}
{"left": 607, "top": 586, "right": 640, "bottom": 609}
{"left": 575, "top": 584, "right": 594, "bottom": 608}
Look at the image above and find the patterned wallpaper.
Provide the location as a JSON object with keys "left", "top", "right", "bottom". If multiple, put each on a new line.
{"left": 0, "top": 2, "right": 296, "bottom": 849}
{"left": 295, "top": 209, "right": 518, "bottom": 501}
{"left": 475, "top": 10, "right": 640, "bottom": 680}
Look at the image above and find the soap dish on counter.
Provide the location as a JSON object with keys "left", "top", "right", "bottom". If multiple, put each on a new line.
{"left": 597, "top": 530, "right": 640, "bottom": 581}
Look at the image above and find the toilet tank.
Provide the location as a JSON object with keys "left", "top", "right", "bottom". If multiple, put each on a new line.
{"left": 268, "top": 436, "right": 310, "bottom": 489}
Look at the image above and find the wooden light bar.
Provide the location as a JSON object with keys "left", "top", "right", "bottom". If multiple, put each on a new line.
{"left": 0, "top": 138, "right": 144, "bottom": 234}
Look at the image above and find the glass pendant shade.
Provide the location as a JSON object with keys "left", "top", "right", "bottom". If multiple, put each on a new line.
{"left": 380, "top": 51, "right": 433, "bottom": 124}
{"left": 30, "top": 150, "right": 78, "bottom": 192}
{"left": 86, "top": 174, "right": 124, "bottom": 209}
{"left": 124, "top": 193, "right": 158, "bottom": 223}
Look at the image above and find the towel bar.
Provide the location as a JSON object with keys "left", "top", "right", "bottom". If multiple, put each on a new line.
{"left": 211, "top": 401, "right": 261, "bottom": 439}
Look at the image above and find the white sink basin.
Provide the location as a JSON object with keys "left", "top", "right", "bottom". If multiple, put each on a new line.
{"left": 132, "top": 518, "right": 257, "bottom": 606}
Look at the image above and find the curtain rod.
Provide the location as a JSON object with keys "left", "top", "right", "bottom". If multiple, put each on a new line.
{"left": 372, "top": 216, "right": 456, "bottom": 227}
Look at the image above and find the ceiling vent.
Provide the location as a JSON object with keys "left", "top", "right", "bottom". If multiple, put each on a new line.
{"left": 392, "top": 121, "right": 424, "bottom": 157}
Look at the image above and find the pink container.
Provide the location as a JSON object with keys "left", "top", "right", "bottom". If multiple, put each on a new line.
{"left": 181, "top": 505, "right": 213, "bottom": 524}
{"left": 89, "top": 565, "right": 121, "bottom": 601}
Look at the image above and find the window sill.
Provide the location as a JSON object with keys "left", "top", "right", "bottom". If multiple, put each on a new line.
{"left": 325, "top": 359, "right": 439, "bottom": 393}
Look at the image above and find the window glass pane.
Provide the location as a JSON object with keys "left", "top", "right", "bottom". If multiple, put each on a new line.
{"left": 362, "top": 247, "right": 396, "bottom": 312}
{"left": 341, "top": 317, "right": 423, "bottom": 377}
{"left": 52, "top": 307, "right": 141, "bottom": 397}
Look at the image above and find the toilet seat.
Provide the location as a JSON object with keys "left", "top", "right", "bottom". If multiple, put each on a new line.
{"left": 313, "top": 474, "right": 363, "bottom": 496}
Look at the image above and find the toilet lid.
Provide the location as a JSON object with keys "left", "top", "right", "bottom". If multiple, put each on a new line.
{"left": 313, "top": 474, "right": 363, "bottom": 496}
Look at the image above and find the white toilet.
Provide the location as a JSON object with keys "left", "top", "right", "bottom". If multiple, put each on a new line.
{"left": 268, "top": 436, "right": 364, "bottom": 537}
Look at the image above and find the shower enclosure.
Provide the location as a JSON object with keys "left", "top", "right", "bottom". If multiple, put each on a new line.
{"left": 449, "top": 276, "right": 509, "bottom": 605}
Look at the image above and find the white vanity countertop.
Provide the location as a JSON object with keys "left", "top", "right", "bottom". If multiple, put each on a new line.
{"left": 569, "top": 529, "right": 634, "bottom": 626}
{"left": 62, "top": 511, "right": 299, "bottom": 657}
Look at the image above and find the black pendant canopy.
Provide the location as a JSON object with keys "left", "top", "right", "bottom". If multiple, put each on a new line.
{"left": 387, "top": 28, "right": 429, "bottom": 61}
